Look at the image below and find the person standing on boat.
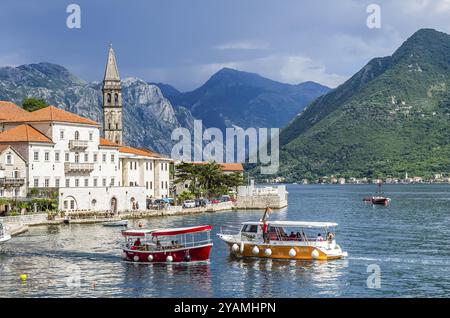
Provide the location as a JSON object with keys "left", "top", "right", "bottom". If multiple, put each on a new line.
{"left": 262, "top": 220, "right": 269, "bottom": 243}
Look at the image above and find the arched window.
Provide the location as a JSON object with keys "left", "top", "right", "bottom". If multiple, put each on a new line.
{"left": 74, "top": 131, "right": 80, "bottom": 140}
{"left": 107, "top": 93, "right": 111, "bottom": 103}
{"left": 114, "top": 93, "right": 119, "bottom": 104}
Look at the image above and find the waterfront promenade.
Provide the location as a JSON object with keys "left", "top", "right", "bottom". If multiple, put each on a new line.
{"left": 0, "top": 201, "right": 234, "bottom": 236}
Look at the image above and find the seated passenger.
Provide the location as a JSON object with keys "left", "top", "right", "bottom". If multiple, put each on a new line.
{"left": 289, "top": 232, "right": 296, "bottom": 239}
{"left": 134, "top": 238, "right": 142, "bottom": 247}
{"left": 316, "top": 234, "right": 324, "bottom": 242}
{"left": 296, "top": 232, "right": 302, "bottom": 240}
{"left": 327, "top": 232, "right": 335, "bottom": 241}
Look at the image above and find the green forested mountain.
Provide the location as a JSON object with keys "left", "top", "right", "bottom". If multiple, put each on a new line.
{"left": 278, "top": 28, "right": 450, "bottom": 181}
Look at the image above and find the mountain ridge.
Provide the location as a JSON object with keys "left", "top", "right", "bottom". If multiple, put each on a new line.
{"left": 277, "top": 28, "right": 450, "bottom": 181}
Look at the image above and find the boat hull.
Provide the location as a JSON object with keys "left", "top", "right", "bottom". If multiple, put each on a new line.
{"left": 220, "top": 237, "right": 346, "bottom": 261}
{"left": 372, "top": 198, "right": 390, "bottom": 206}
{"left": 123, "top": 244, "right": 212, "bottom": 263}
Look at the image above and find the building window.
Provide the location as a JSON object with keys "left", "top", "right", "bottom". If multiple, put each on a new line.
{"left": 150, "top": 162, "right": 152, "bottom": 170}
{"left": 134, "top": 162, "right": 137, "bottom": 170}
{"left": 93, "top": 179, "right": 98, "bottom": 187}
{"left": 75, "top": 153, "right": 80, "bottom": 163}
{"left": 75, "top": 179, "right": 79, "bottom": 187}
{"left": 150, "top": 181, "right": 152, "bottom": 190}
{"left": 84, "top": 153, "right": 89, "bottom": 162}
{"left": 102, "top": 178, "right": 107, "bottom": 187}
{"left": 110, "top": 178, "right": 115, "bottom": 186}
{"left": 65, "top": 152, "right": 70, "bottom": 162}
{"left": 66, "top": 179, "right": 70, "bottom": 187}
{"left": 129, "top": 162, "right": 133, "bottom": 170}
{"left": 13, "top": 170, "right": 19, "bottom": 178}
{"left": 64, "top": 201, "right": 68, "bottom": 210}
{"left": 34, "top": 179, "right": 39, "bottom": 187}
{"left": 111, "top": 154, "right": 115, "bottom": 163}
{"left": 89, "top": 132, "right": 93, "bottom": 141}
{"left": 55, "top": 179, "right": 60, "bottom": 188}
{"left": 75, "top": 131, "right": 80, "bottom": 140}
{"left": 44, "top": 179, "right": 50, "bottom": 188}
{"left": 84, "top": 179, "right": 89, "bottom": 187}
{"left": 93, "top": 153, "right": 98, "bottom": 163}
{"left": 114, "top": 93, "right": 119, "bottom": 103}
{"left": 146, "top": 182, "right": 149, "bottom": 190}
{"left": 107, "top": 93, "right": 111, "bottom": 103}
{"left": 6, "top": 154, "right": 12, "bottom": 165}
{"left": 102, "top": 153, "right": 106, "bottom": 163}
{"left": 55, "top": 152, "right": 60, "bottom": 162}
{"left": 34, "top": 151, "right": 39, "bottom": 161}
{"left": 14, "top": 188, "right": 20, "bottom": 197}
{"left": 165, "top": 181, "right": 168, "bottom": 189}
{"left": 70, "top": 200, "right": 75, "bottom": 210}
{"left": 60, "top": 130, "right": 65, "bottom": 140}
{"left": 44, "top": 152, "right": 50, "bottom": 162}
{"left": 161, "top": 181, "right": 164, "bottom": 189}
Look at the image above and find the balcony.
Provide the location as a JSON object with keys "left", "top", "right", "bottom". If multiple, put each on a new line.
{"left": 64, "top": 162, "right": 94, "bottom": 173}
{"left": 0, "top": 177, "right": 26, "bottom": 188}
{"left": 69, "top": 140, "right": 89, "bottom": 150}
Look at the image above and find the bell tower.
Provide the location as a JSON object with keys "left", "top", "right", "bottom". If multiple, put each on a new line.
{"left": 102, "top": 45, "right": 123, "bottom": 145}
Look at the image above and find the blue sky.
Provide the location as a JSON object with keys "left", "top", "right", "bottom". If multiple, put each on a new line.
{"left": 1, "top": 0, "right": 450, "bottom": 91}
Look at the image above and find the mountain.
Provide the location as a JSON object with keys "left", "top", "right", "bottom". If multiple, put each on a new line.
{"left": 148, "top": 82, "right": 181, "bottom": 100}
{"left": 277, "top": 28, "right": 450, "bottom": 181}
{"left": 0, "top": 63, "right": 195, "bottom": 154}
{"left": 166, "top": 68, "right": 330, "bottom": 130}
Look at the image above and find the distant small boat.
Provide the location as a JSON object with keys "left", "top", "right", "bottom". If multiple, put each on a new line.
{"left": 363, "top": 183, "right": 391, "bottom": 206}
{"left": 103, "top": 220, "right": 128, "bottom": 227}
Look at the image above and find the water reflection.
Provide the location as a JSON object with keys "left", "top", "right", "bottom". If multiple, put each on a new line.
{"left": 2, "top": 184, "right": 450, "bottom": 297}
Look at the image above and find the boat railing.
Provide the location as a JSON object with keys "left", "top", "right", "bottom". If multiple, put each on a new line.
{"left": 126, "top": 238, "right": 212, "bottom": 252}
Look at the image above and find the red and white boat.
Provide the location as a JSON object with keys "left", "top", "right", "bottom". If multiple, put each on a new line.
{"left": 121, "top": 225, "right": 213, "bottom": 263}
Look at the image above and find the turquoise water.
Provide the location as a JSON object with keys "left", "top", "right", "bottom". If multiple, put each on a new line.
{"left": 1, "top": 184, "right": 450, "bottom": 297}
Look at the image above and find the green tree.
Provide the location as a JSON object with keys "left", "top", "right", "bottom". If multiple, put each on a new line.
{"left": 22, "top": 98, "right": 48, "bottom": 112}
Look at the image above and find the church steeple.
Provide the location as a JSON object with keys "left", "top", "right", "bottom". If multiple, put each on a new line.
{"left": 102, "top": 45, "right": 123, "bottom": 145}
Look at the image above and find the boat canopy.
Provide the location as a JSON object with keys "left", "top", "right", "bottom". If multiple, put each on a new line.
{"left": 242, "top": 221, "right": 338, "bottom": 228}
{"left": 121, "top": 229, "right": 157, "bottom": 237}
{"left": 151, "top": 225, "right": 212, "bottom": 237}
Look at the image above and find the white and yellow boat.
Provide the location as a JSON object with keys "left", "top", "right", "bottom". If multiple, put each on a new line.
{"left": 218, "top": 220, "right": 348, "bottom": 261}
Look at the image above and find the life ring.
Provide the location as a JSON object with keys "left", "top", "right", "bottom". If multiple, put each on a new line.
{"left": 133, "top": 255, "right": 140, "bottom": 262}
{"left": 288, "top": 248, "right": 297, "bottom": 257}
{"left": 264, "top": 248, "right": 272, "bottom": 256}
{"left": 252, "top": 246, "right": 260, "bottom": 255}
{"left": 166, "top": 255, "right": 173, "bottom": 262}
{"left": 147, "top": 255, "right": 154, "bottom": 262}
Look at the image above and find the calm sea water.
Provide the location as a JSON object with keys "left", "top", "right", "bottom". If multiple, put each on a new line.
{"left": 1, "top": 184, "right": 450, "bottom": 298}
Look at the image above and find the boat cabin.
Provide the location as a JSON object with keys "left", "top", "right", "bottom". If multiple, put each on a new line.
{"left": 122, "top": 226, "right": 212, "bottom": 252}
{"left": 239, "top": 221, "right": 339, "bottom": 244}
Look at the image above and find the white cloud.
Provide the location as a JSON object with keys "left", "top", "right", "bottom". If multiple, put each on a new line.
{"left": 214, "top": 40, "right": 271, "bottom": 50}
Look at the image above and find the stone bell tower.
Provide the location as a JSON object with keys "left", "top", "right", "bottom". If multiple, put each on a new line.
{"left": 102, "top": 45, "right": 123, "bottom": 145}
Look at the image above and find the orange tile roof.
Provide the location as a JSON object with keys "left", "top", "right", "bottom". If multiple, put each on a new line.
{"left": 119, "top": 145, "right": 164, "bottom": 158}
{"left": 192, "top": 162, "right": 244, "bottom": 172}
{"left": 0, "top": 101, "right": 28, "bottom": 120}
{"left": 0, "top": 144, "right": 10, "bottom": 152}
{"left": 99, "top": 137, "right": 120, "bottom": 148}
{"left": 0, "top": 124, "right": 53, "bottom": 144}
{"left": 0, "top": 105, "right": 99, "bottom": 126}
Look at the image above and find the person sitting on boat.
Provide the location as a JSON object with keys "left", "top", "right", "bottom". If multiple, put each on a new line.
{"left": 296, "top": 232, "right": 302, "bottom": 241}
{"left": 134, "top": 238, "right": 142, "bottom": 247}
{"left": 289, "top": 232, "right": 297, "bottom": 240}
{"left": 327, "top": 232, "right": 335, "bottom": 242}
{"left": 316, "top": 233, "right": 324, "bottom": 242}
